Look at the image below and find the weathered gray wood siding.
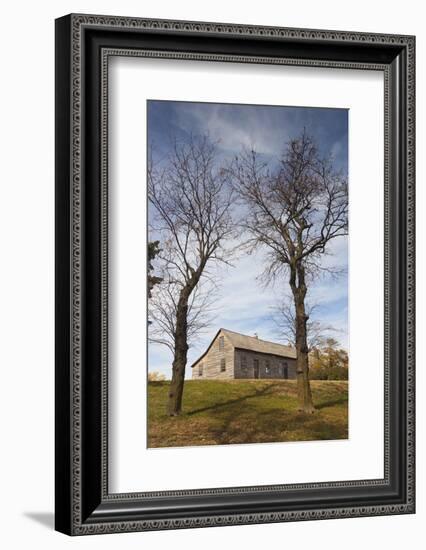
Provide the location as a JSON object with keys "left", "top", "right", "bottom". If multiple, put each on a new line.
{"left": 233, "top": 349, "right": 297, "bottom": 379}
{"left": 191, "top": 331, "right": 234, "bottom": 379}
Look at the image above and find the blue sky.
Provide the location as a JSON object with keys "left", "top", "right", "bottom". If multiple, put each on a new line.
{"left": 147, "top": 100, "right": 348, "bottom": 378}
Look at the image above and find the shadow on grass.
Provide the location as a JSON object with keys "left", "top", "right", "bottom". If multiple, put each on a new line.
{"left": 186, "top": 384, "right": 280, "bottom": 416}
{"left": 315, "top": 395, "right": 348, "bottom": 410}
{"left": 148, "top": 381, "right": 349, "bottom": 447}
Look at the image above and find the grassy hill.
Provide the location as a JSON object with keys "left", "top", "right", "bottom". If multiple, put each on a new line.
{"left": 148, "top": 379, "right": 348, "bottom": 448}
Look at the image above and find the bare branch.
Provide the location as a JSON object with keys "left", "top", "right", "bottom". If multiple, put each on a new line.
{"left": 148, "top": 280, "right": 217, "bottom": 352}
{"left": 270, "top": 298, "right": 337, "bottom": 351}
{"left": 228, "top": 131, "right": 348, "bottom": 283}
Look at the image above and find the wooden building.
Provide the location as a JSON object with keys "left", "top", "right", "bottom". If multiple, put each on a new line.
{"left": 191, "top": 328, "right": 297, "bottom": 380}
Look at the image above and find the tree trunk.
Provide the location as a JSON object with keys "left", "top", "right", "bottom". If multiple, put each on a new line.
{"left": 291, "top": 266, "right": 315, "bottom": 413}
{"left": 167, "top": 288, "right": 190, "bottom": 416}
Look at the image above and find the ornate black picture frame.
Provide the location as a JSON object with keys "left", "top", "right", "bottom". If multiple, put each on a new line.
{"left": 55, "top": 13, "right": 415, "bottom": 535}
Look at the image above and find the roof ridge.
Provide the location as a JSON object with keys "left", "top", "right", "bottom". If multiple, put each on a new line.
{"left": 221, "top": 327, "right": 294, "bottom": 349}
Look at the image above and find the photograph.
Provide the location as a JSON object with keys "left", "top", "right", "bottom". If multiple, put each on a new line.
{"left": 147, "top": 100, "right": 349, "bottom": 448}
{"left": 51, "top": 8, "right": 415, "bottom": 538}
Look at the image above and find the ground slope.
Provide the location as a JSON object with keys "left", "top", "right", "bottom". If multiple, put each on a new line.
{"left": 148, "top": 379, "right": 348, "bottom": 448}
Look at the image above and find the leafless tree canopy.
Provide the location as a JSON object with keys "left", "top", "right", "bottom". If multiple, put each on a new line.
{"left": 148, "top": 135, "right": 236, "bottom": 290}
{"left": 230, "top": 131, "right": 348, "bottom": 282}
{"left": 148, "top": 281, "right": 216, "bottom": 352}
{"left": 270, "top": 299, "right": 336, "bottom": 351}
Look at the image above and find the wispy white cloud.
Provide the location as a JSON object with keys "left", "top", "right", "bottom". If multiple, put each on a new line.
{"left": 174, "top": 102, "right": 291, "bottom": 157}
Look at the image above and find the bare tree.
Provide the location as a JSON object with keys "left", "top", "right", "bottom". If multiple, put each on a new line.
{"left": 149, "top": 281, "right": 216, "bottom": 353}
{"left": 271, "top": 300, "right": 335, "bottom": 351}
{"left": 231, "top": 131, "right": 348, "bottom": 412}
{"left": 148, "top": 135, "right": 236, "bottom": 415}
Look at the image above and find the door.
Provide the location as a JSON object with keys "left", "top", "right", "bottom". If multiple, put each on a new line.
{"left": 253, "top": 359, "right": 259, "bottom": 379}
{"left": 283, "top": 362, "right": 288, "bottom": 379}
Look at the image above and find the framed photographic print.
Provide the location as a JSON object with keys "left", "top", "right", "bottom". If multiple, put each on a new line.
{"left": 55, "top": 14, "right": 415, "bottom": 535}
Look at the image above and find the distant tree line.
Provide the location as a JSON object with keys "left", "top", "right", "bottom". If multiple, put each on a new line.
{"left": 309, "top": 338, "right": 348, "bottom": 380}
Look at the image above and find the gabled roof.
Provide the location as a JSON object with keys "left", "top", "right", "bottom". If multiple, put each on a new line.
{"left": 190, "top": 328, "right": 297, "bottom": 368}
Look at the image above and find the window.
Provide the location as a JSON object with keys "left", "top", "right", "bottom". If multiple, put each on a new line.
{"left": 265, "top": 359, "right": 270, "bottom": 374}
{"left": 219, "top": 336, "right": 224, "bottom": 351}
{"left": 198, "top": 364, "right": 203, "bottom": 377}
{"left": 220, "top": 358, "right": 226, "bottom": 372}
{"left": 241, "top": 355, "right": 247, "bottom": 370}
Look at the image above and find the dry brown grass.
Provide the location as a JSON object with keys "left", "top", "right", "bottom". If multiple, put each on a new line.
{"left": 147, "top": 379, "right": 348, "bottom": 448}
